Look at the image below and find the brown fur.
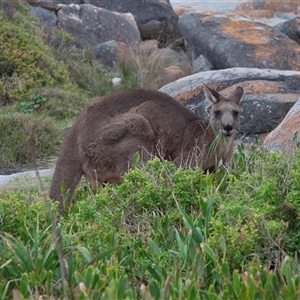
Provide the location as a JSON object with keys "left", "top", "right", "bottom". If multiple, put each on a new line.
{"left": 50, "top": 85, "right": 243, "bottom": 213}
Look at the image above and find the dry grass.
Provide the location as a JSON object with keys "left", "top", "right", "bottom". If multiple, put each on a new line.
{"left": 0, "top": 113, "right": 62, "bottom": 169}
{"left": 121, "top": 45, "right": 192, "bottom": 90}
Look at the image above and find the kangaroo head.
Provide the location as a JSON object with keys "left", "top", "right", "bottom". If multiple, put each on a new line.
{"left": 202, "top": 84, "right": 243, "bottom": 137}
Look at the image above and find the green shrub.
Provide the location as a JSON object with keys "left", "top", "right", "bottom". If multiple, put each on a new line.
{"left": 0, "top": 152, "right": 300, "bottom": 298}
{"left": 17, "top": 93, "right": 47, "bottom": 113}
{"left": 70, "top": 159, "right": 213, "bottom": 238}
{"left": 208, "top": 146, "right": 300, "bottom": 269}
{"left": 0, "top": 113, "right": 62, "bottom": 168}
{"left": 0, "top": 7, "right": 69, "bottom": 104}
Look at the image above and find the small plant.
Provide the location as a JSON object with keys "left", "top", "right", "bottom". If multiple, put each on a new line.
{"left": 17, "top": 94, "right": 47, "bottom": 113}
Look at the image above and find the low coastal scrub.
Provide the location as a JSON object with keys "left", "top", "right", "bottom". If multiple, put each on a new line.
{"left": 0, "top": 147, "right": 299, "bottom": 299}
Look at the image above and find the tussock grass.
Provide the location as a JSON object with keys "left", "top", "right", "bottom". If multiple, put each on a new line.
{"left": 33, "top": 87, "right": 90, "bottom": 120}
{"left": 121, "top": 47, "right": 192, "bottom": 90}
{"left": 0, "top": 113, "right": 62, "bottom": 168}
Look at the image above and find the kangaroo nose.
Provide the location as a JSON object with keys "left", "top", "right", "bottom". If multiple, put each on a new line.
{"left": 223, "top": 125, "right": 233, "bottom": 135}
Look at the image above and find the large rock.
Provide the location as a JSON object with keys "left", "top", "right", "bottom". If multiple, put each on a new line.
{"left": 159, "top": 68, "right": 300, "bottom": 134}
{"left": 30, "top": 6, "right": 57, "bottom": 26}
{"left": 81, "top": 0, "right": 181, "bottom": 42}
{"left": 26, "top": 0, "right": 62, "bottom": 10}
{"left": 57, "top": 4, "right": 141, "bottom": 48}
{"left": 179, "top": 12, "right": 300, "bottom": 71}
{"left": 193, "top": 55, "right": 214, "bottom": 73}
{"left": 93, "top": 40, "right": 133, "bottom": 69}
{"left": 263, "top": 98, "right": 300, "bottom": 152}
{"left": 154, "top": 47, "right": 189, "bottom": 67}
{"left": 274, "top": 17, "right": 300, "bottom": 45}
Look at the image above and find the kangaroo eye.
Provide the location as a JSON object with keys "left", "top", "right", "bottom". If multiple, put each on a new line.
{"left": 214, "top": 110, "right": 221, "bottom": 117}
{"left": 233, "top": 110, "right": 239, "bottom": 117}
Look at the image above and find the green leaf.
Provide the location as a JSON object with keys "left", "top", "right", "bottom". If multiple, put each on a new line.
{"left": 175, "top": 229, "right": 185, "bottom": 255}
{"left": 147, "top": 266, "right": 162, "bottom": 283}
{"left": 94, "top": 247, "right": 115, "bottom": 261}
{"left": 149, "top": 281, "right": 160, "bottom": 300}
{"left": 78, "top": 246, "right": 92, "bottom": 263}
{"left": 200, "top": 243, "right": 217, "bottom": 263}
{"left": 84, "top": 266, "right": 94, "bottom": 289}
{"left": 30, "top": 272, "right": 37, "bottom": 289}
{"left": 117, "top": 274, "right": 127, "bottom": 299}
{"left": 46, "top": 270, "right": 53, "bottom": 295}
{"left": 132, "top": 151, "right": 140, "bottom": 167}
{"left": 74, "top": 271, "right": 84, "bottom": 284}
{"left": 177, "top": 204, "right": 203, "bottom": 244}
{"left": 203, "top": 194, "right": 216, "bottom": 239}
{"left": 148, "top": 239, "right": 161, "bottom": 256}
{"left": 0, "top": 259, "right": 12, "bottom": 269}
{"left": 232, "top": 270, "right": 240, "bottom": 294}
{"left": 42, "top": 244, "right": 57, "bottom": 270}
{"left": 11, "top": 238, "right": 33, "bottom": 272}
{"left": 20, "top": 273, "right": 30, "bottom": 298}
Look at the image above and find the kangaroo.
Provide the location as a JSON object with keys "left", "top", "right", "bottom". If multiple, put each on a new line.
{"left": 50, "top": 85, "right": 243, "bottom": 213}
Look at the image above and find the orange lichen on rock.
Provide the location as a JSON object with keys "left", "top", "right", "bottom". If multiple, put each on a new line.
{"left": 219, "top": 15, "right": 273, "bottom": 45}
{"left": 173, "top": 87, "right": 203, "bottom": 104}
{"left": 234, "top": 9, "right": 275, "bottom": 19}
{"left": 174, "top": 8, "right": 186, "bottom": 16}
{"left": 222, "top": 80, "right": 286, "bottom": 95}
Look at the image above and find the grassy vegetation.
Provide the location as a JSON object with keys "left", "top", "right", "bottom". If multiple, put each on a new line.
{"left": 0, "top": 146, "right": 300, "bottom": 299}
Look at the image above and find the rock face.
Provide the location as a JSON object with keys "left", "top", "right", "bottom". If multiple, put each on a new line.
{"left": 179, "top": 12, "right": 300, "bottom": 71}
{"left": 159, "top": 68, "right": 300, "bottom": 135}
{"left": 57, "top": 4, "right": 141, "bottom": 48}
{"left": 263, "top": 98, "right": 300, "bottom": 152}
{"left": 30, "top": 6, "right": 57, "bottom": 26}
{"left": 274, "top": 17, "right": 300, "bottom": 45}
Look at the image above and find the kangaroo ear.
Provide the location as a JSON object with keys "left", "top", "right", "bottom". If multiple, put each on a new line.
{"left": 230, "top": 86, "right": 244, "bottom": 104}
{"left": 202, "top": 84, "right": 222, "bottom": 104}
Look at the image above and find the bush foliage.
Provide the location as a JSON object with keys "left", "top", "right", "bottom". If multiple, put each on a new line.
{"left": 0, "top": 148, "right": 300, "bottom": 299}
